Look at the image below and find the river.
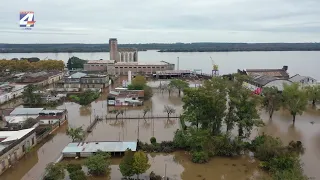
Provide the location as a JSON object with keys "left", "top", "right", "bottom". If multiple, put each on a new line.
{"left": 1, "top": 51, "right": 320, "bottom": 80}
{"left": 0, "top": 51, "right": 319, "bottom": 179}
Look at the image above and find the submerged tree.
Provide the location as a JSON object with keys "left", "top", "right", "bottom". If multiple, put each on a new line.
{"left": 84, "top": 152, "right": 111, "bottom": 176}
{"left": 262, "top": 87, "right": 283, "bottom": 119}
{"left": 119, "top": 149, "right": 135, "bottom": 178}
{"left": 304, "top": 85, "right": 320, "bottom": 107}
{"left": 142, "top": 106, "right": 151, "bottom": 118}
{"left": 163, "top": 105, "right": 176, "bottom": 119}
{"left": 282, "top": 83, "right": 308, "bottom": 125}
{"left": 66, "top": 127, "right": 85, "bottom": 142}
{"left": 132, "top": 151, "right": 150, "bottom": 179}
{"left": 44, "top": 163, "right": 65, "bottom": 180}
{"left": 22, "top": 84, "right": 42, "bottom": 106}
{"left": 169, "top": 79, "right": 189, "bottom": 97}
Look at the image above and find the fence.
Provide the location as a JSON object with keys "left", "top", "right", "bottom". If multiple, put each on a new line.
{"left": 105, "top": 113, "right": 181, "bottom": 120}
{"left": 86, "top": 116, "right": 103, "bottom": 133}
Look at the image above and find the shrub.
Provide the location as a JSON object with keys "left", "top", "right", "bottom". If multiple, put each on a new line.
{"left": 253, "top": 135, "right": 283, "bottom": 161}
{"left": 66, "top": 163, "right": 82, "bottom": 174}
{"left": 144, "top": 86, "right": 153, "bottom": 100}
{"left": 191, "top": 151, "right": 209, "bottom": 164}
{"left": 69, "top": 170, "right": 87, "bottom": 180}
{"left": 212, "top": 134, "right": 244, "bottom": 157}
{"left": 150, "top": 171, "right": 162, "bottom": 180}
{"left": 150, "top": 137, "right": 157, "bottom": 145}
{"left": 173, "top": 129, "right": 190, "bottom": 149}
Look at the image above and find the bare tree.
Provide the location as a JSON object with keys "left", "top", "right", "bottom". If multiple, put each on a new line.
{"left": 163, "top": 105, "right": 176, "bottom": 119}
{"left": 142, "top": 106, "right": 151, "bottom": 119}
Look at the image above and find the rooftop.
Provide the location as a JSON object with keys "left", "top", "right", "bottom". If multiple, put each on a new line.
{"left": 86, "top": 60, "right": 115, "bottom": 64}
{"left": 40, "top": 109, "right": 66, "bottom": 114}
{"left": 115, "top": 61, "right": 170, "bottom": 66}
{"left": 245, "top": 66, "right": 289, "bottom": 78}
{"left": 62, "top": 141, "right": 137, "bottom": 153}
{"left": 10, "top": 108, "right": 44, "bottom": 116}
{"left": 251, "top": 74, "right": 279, "bottom": 86}
{"left": 0, "top": 128, "right": 34, "bottom": 143}
{"left": 289, "top": 74, "right": 317, "bottom": 83}
{"left": 69, "top": 72, "right": 87, "bottom": 79}
{"left": 5, "top": 115, "right": 39, "bottom": 124}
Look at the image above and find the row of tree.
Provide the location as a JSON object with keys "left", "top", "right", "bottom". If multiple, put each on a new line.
{"left": 0, "top": 59, "right": 64, "bottom": 72}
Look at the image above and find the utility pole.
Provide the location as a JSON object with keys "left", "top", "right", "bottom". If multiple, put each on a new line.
{"left": 164, "top": 164, "right": 167, "bottom": 179}
{"left": 137, "top": 118, "right": 140, "bottom": 140}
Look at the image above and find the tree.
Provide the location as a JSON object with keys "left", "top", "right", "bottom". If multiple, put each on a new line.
{"left": 23, "top": 84, "right": 42, "bottom": 106}
{"left": 128, "top": 75, "right": 147, "bottom": 90}
{"left": 119, "top": 149, "right": 135, "bottom": 178}
{"left": 69, "top": 170, "right": 87, "bottom": 180}
{"left": 282, "top": 83, "right": 308, "bottom": 125}
{"left": 169, "top": 79, "right": 189, "bottom": 96}
{"left": 143, "top": 85, "right": 153, "bottom": 100}
{"left": 262, "top": 87, "right": 283, "bottom": 119}
{"left": 66, "top": 127, "right": 85, "bottom": 142}
{"left": 163, "top": 105, "right": 176, "bottom": 118}
{"left": 142, "top": 106, "right": 151, "bottom": 118}
{"left": 22, "top": 118, "right": 39, "bottom": 129}
{"left": 182, "top": 77, "right": 227, "bottom": 135}
{"left": 304, "top": 85, "right": 320, "bottom": 107}
{"left": 44, "top": 163, "right": 65, "bottom": 180}
{"left": 66, "top": 163, "right": 82, "bottom": 174}
{"left": 84, "top": 152, "right": 111, "bottom": 176}
{"left": 232, "top": 88, "right": 263, "bottom": 137}
{"left": 67, "top": 56, "right": 87, "bottom": 70}
{"left": 132, "top": 151, "right": 150, "bottom": 179}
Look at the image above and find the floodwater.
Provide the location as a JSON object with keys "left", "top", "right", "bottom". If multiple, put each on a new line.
{"left": 61, "top": 152, "right": 265, "bottom": 180}
{"left": 1, "top": 79, "right": 320, "bottom": 179}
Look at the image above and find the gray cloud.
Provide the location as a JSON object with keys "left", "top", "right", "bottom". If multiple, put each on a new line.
{"left": 0, "top": 0, "right": 319, "bottom": 43}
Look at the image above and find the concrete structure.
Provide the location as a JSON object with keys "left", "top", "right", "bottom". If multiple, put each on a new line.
{"left": 107, "top": 90, "right": 144, "bottom": 106}
{"left": 238, "top": 66, "right": 290, "bottom": 79}
{"left": 62, "top": 141, "right": 137, "bottom": 158}
{"left": 153, "top": 70, "right": 193, "bottom": 79}
{"left": 38, "top": 109, "right": 67, "bottom": 125}
{"left": 18, "top": 71, "right": 64, "bottom": 87}
{"left": 62, "top": 72, "right": 109, "bottom": 92}
{"left": 289, "top": 74, "right": 318, "bottom": 87}
{"left": 128, "top": 71, "right": 132, "bottom": 84}
{"left": 4, "top": 115, "right": 39, "bottom": 125}
{"left": 10, "top": 108, "right": 44, "bottom": 116}
{"left": 0, "top": 128, "right": 36, "bottom": 175}
{"left": 109, "top": 38, "right": 118, "bottom": 61}
{"left": 83, "top": 60, "right": 115, "bottom": 74}
{"left": 0, "top": 84, "right": 26, "bottom": 104}
{"left": 118, "top": 48, "right": 138, "bottom": 62}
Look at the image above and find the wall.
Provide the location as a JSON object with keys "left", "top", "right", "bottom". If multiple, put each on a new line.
{"left": 0, "top": 86, "right": 25, "bottom": 104}
{"left": 83, "top": 64, "right": 115, "bottom": 75}
{"left": 0, "top": 132, "right": 36, "bottom": 175}
{"left": 115, "top": 64, "right": 174, "bottom": 75}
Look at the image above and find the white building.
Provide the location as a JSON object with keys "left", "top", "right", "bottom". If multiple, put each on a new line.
{"left": 0, "top": 84, "right": 26, "bottom": 104}
{"left": 0, "top": 128, "right": 36, "bottom": 175}
{"left": 289, "top": 74, "right": 318, "bottom": 87}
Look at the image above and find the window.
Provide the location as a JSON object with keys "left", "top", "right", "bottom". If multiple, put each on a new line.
{"left": 1, "top": 160, "right": 5, "bottom": 170}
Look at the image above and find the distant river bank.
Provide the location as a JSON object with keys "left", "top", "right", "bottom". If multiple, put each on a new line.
{"left": 1, "top": 50, "right": 319, "bottom": 80}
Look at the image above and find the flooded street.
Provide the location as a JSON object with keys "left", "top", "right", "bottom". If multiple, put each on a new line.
{"left": 1, "top": 78, "right": 320, "bottom": 180}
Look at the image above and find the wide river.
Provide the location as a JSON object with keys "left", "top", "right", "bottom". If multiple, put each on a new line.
{"left": 1, "top": 50, "right": 320, "bottom": 79}
{"left": 0, "top": 51, "right": 319, "bottom": 180}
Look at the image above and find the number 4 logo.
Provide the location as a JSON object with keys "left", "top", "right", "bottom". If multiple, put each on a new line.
{"left": 20, "top": 11, "right": 36, "bottom": 27}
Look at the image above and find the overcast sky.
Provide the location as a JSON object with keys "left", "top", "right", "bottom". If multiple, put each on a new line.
{"left": 1, "top": 0, "right": 320, "bottom": 43}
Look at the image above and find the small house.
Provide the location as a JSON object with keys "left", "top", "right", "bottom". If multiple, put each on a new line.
{"left": 289, "top": 74, "right": 318, "bottom": 87}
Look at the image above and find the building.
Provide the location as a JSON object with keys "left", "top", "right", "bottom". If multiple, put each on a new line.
{"left": 0, "top": 83, "right": 26, "bottom": 104}
{"left": 107, "top": 90, "right": 144, "bottom": 106}
{"left": 38, "top": 109, "right": 67, "bottom": 125}
{"left": 289, "top": 74, "right": 318, "bottom": 87}
{"left": 0, "top": 128, "right": 36, "bottom": 175}
{"left": 17, "top": 71, "right": 64, "bottom": 87}
{"left": 109, "top": 38, "right": 118, "bottom": 61}
{"left": 9, "top": 108, "right": 44, "bottom": 116}
{"left": 238, "top": 66, "right": 290, "bottom": 79}
{"left": 62, "top": 141, "right": 137, "bottom": 158}
{"left": 62, "top": 72, "right": 109, "bottom": 92}
{"left": 243, "top": 74, "right": 292, "bottom": 93}
{"left": 118, "top": 48, "right": 138, "bottom": 62}
{"left": 114, "top": 61, "right": 175, "bottom": 75}
{"left": 153, "top": 70, "right": 193, "bottom": 79}
{"left": 83, "top": 60, "right": 115, "bottom": 74}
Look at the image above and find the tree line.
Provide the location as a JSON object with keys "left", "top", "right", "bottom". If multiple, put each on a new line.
{"left": 0, "top": 59, "right": 65, "bottom": 72}
{"left": 2, "top": 43, "right": 320, "bottom": 53}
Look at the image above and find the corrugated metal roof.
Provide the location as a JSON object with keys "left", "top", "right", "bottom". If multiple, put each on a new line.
{"left": 5, "top": 115, "right": 39, "bottom": 124}
{"left": 69, "top": 72, "right": 87, "bottom": 79}
{"left": 10, "top": 108, "right": 44, "bottom": 115}
{"left": 62, "top": 141, "right": 137, "bottom": 153}
{"left": 289, "top": 74, "right": 317, "bottom": 83}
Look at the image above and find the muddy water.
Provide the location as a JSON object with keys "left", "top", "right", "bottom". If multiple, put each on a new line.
{"left": 61, "top": 152, "right": 265, "bottom": 180}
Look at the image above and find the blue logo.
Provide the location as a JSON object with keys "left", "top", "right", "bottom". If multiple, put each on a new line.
{"left": 20, "top": 11, "right": 36, "bottom": 29}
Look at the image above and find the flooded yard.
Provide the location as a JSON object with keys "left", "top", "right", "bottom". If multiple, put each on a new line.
{"left": 61, "top": 152, "right": 266, "bottom": 180}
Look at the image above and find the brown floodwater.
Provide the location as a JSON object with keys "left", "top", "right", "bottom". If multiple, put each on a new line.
{"left": 1, "top": 79, "right": 320, "bottom": 180}
{"left": 61, "top": 151, "right": 266, "bottom": 180}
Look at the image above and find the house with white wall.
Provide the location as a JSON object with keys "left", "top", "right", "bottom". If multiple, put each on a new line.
{"left": 0, "top": 84, "right": 26, "bottom": 104}
{"left": 289, "top": 74, "right": 318, "bottom": 87}
{"left": 0, "top": 128, "right": 36, "bottom": 175}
